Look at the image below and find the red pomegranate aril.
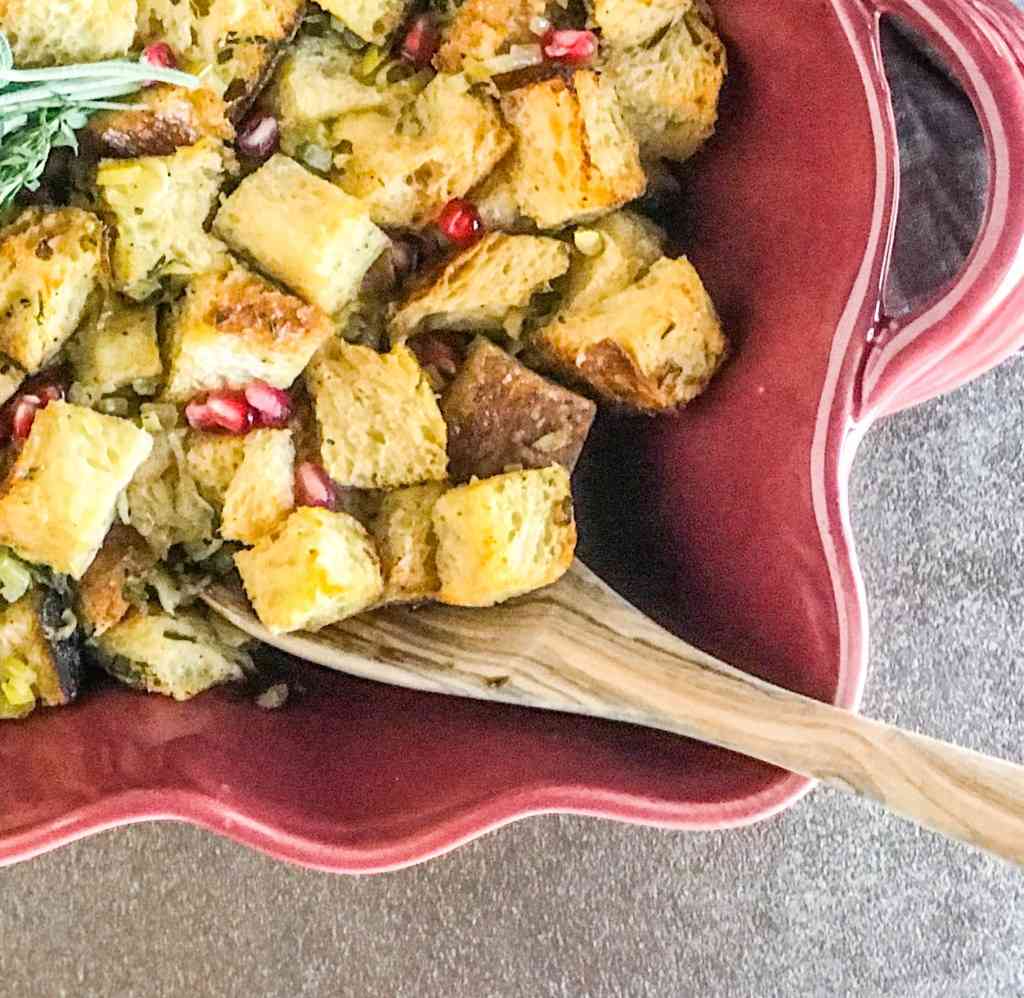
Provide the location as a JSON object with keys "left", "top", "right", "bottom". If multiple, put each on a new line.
{"left": 399, "top": 13, "right": 440, "bottom": 67}
{"left": 237, "top": 113, "right": 280, "bottom": 161}
{"left": 295, "top": 462, "right": 338, "bottom": 510}
{"left": 11, "top": 396, "right": 41, "bottom": 441}
{"left": 186, "top": 391, "right": 255, "bottom": 434}
{"left": 35, "top": 382, "right": 64, "bottom": 404}
{"left": 542, "top": 29, "right": 598, "bottom": 64}
{"left": 437, "top": 198, "right": 483, "bottom": 248}
{"left": 245, "top": 380, "right": 292, "bottom": 428}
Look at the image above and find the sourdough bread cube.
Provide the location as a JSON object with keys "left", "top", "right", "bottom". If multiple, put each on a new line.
{"left": 335, "top": 74, "right": 512, "bottom": 229}
{"left": 96, "top": 139, "right": 228, "bottom": 301}
{"left": 68, "top": 296, "right": 162, "bottom": 397}
{"left": 314, "top": 0, "right": 410, "bottom": 45}
{"left": 433, "top": 466, "right": 576, "bottom": 607}
{"left": 185, "top": 432, "right": 247, "bottom": 508}
{"left": 602, "top": 8, "right": 727, "bottom": 162}
{"left": 391, "top": 234, "right": 570, "bottom": 341}
{"left": 591, "top": 0, "right": 690, "bottom": 48}
{"left": 501, "top": 71, "right": 645, "bottom": 230}
{"left": 441, "top": 338, "right": 595, "bottom": 482}
{"left": 0, "top": 403, "right": 152, "bottom": 579}
{"left": 77, "top": 525, "right": 157, "bottom": 637}
{"left": 235, "top": 507, "right": 384, "bottom": 634}
{"left": 220, "top": 429, "right": 296, "bottom": 545}
{"left": 436, "top": 0, "right": 547, "bottom": 72}
{"left": 0, "top": 208, "right": 103, "bottom": 373}
{"left": 1, "top": 0, "right": 136, "bottom": 66}
{"left": 214, "top": 154, "right": 388, "bottom": 315}
{"left": 95, "top": 606, "right": 248, "bottom": 700}
{"left": 561, "top": 210, "right": 664, "bottom": 315}
{"left": 163, "top": 266, "right": 334, "bottom": 401}
{"left": 306, "top": 342, "right": 447, "bottom": 489}
{"left": 373, "top": 482, "right": 448, "bottom": 605}
{"left": 533, "top": 256, "right": 728, "bottom": 412}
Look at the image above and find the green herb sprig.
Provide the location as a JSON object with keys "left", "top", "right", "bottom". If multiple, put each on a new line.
{"left": 0, "top": 32, "right": 201, "bottom": 213}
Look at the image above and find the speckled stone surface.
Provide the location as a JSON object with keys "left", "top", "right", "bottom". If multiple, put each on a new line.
{"left": 5, "top": 20, "right": 1024, "bottom": 998}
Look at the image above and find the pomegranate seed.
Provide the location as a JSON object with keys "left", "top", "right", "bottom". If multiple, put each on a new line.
{"left": 295, "top": 462, "right": 338, "bottom": 510}
{"left": 185, "top": 391, "right": 254, "bottom": 434}
{"left": 142, "top": 42, "right": 177, "bottom": 70}
{"left": 437, "top": 199, "right": 483, "bottom": 248}
{"left": 11, "top": 396, "right": 41, "bottom": 441}
{"left": 237, "top": 113, "right": 280, "bottom": 161}
{"left": 399, "top": 13, "right": 440, "bottom": 67}
{"left": 244, "top": 380, "right": 292, "bottom": 428}
{"left": 35, "top": 382, "right": 64, "bottom": 404}
{"left": 542, "top": 29, "right": 598, "bottom": 64}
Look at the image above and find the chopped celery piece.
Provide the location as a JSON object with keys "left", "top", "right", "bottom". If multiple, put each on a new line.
{"left": 0, "top": 547, "right": 32, "bottom": 603}
{"left": 0, "top": 654, "right": 36, "bottom": 719}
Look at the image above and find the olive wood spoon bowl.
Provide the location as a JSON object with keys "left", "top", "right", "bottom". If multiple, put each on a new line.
{"left": 204, "top": 560, "right": 1024, "bottom": 864}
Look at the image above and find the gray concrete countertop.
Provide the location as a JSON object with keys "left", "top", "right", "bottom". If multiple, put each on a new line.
{"left": 4, "top": 19, "right": 1024, "bottom": 998}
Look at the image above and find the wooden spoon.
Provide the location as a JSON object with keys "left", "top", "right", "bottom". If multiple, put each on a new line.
{"left": 204, "top": 560, "right": 1024, "bottom": 864}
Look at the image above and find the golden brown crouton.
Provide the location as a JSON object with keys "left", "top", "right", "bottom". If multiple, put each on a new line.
{"left": 532, "top": 256, "right": 728, "bottom": 412}
{"left": 436, "top": 0, "right": 547, "bottom": 73}
{"left": 391, "top": 233, "right": 570, "bottom": 341}
{"left": 163, "top": 266, "right": 335, "bottom": 402}
{"left": 1, "top": 0, "right": 136, "bottom": 66}
{"left": 469, "top": 160, "right": 532, "bottom": 233}
{"left": 316, "top": 0, "right": 411, "bottom": 45}
{"left": 184, "top": 432, "right": 247, "bottom": 508}
{"left": 441, "top": 338, "right": 595, "bottom": 483}
{"left": 602, "top": 8, "right": 727, "bottom": 162}
{"left": 220, "top": 429, "right": 296, "bottom": 545}
{"left": 501, "top": 71, "right": 645, "bottom": 229}
{"left": 0, "top": 207, "right": 103, "bottom": 374}
{"left": 433, "top": 466, "right": 576, "bottom": 607}
{"left": 591, "top": 0, "right": 691, "bottom": 48}
{"left": 305, "top": 341, "right": 448, "bottom": 489}
{"left": 373, "top": 482, "right": 448, "bottom": 605}
{"left": 77, "top": 525, "right": 157, "bottom": 637}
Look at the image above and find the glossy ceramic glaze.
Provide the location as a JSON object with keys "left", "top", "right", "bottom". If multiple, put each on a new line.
{"left": 4, "top": 0, "right": 1024, "bottom": 872}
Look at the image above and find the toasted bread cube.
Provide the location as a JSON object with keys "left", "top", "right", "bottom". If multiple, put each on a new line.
{"left": 0, "top": 208, "right": 103, "bottom": 373}
{"left": 185, "top": 432, "right": 247, "bottom": 508}
{"left": 163, "top": 266, "right": 334, "bottom": 401}
{"left": 77, "top": 525, "right": 157, "bottom": 637}
{"left": 534, "top": 256, "right": 728, "bottom": 412}
{"left": 603, "top": 8, "right": 726, "bottom": 161}
{"left": 235, "top": 507, "right": 384, "bottom": 633}
{"left": 306, "top": 342, "right": 447, "bottom": 489}
{"left": 561, "top": 211, "right": 664, "bottom": 314}
{"left": 591, "top": 0, "right": 689, "bottom": 48}
{"left": 436, "top": 0, "right": 546, "bottom": 72}
{"left": 391, "top": 234, "right": 570, "bottom": 341}
{"left": 469, "top": 161, "right": 531, "bottom": 233}
{"left": 441, "top": 338, "right": 595, "bottom": 482}
{"left": 373, "top": 482, "right": 448, "bottom": 605}
{"left": 0, "top": 362, "right": 23, "bottom": 408}
{"left": 335, "top": 74, "right": 512, "bottom": 229}
{"left": 214, "top": 154, "right": 388, "bottom": 315}
{"left": 69, "top": 296, "right": 162, "bottom": 397}
{"left": 137, "top": 0, "right": 194, "bottom": 52}
{"left": 1, "top": 0, "right": 136, "bottom": 66}
{"left": 433, "top": 466, "right": 575, "bottom": 607}
{"left": 0, "top": 402, "right": 152, "bottom": 578}
{"left": 95, "top": 606, "right": 248, "bottom": 700}
{"left": 501, "top": 71, "right": 645, "bottom": 230}
{"left": 96, "top": 139, "right": 228, "bottom": 301}
{"left": 221, "top": 430, "right": 296, "bottom": 545}
{"left": 314, "top": 0, "right": 410, "bottom": 45}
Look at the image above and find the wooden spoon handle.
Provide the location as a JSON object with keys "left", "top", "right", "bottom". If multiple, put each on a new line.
{"left": 205, "top": 562, "right": 1024, "bottom": 864}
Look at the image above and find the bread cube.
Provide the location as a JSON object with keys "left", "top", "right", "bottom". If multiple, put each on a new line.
{"left": 77, "top": 525, "right": 157, "bottom": 637}
{"left": 561, "top": 211, "right": 664, "bottom": 315}
{"left": 185, "top": 432, "right": 247, "bottom": 508}
{"left": 469, "top": 161, "right": 531, "bottom": 233}
{"left": 220, "top": 429, "right": 296, "bottom": 545}
{"left": 163, "top": 266, "right": 334, "bottom": 401}
{"left": 96, "top": 139, "right": 228, "bottom": 301}
{"left": 95, "top": 606, "right": 248, "bottom": 700}
{"left": 433, "top": 466, "right": 576, "bottom": 607}
{"left": 373, "top": 482, "right": 448, "bottom": 605}
{"left": 306, "top": 342, "right": 447, "bottom": 489}
{"left": 235, "top": 507, "right": 384, "bottom": 633}
{"left": 391, "top": 234, "right": 570, "bottom": 341}
{"left": 533, "top": 256, "right": 728, "bottom": 412}
{"left": 436, "top": 0, "right": 547, "bottom": 72}
{"left": 602, "top": 8, "right": 727, "bottom": 161}
{"left": 0, "top": 362, "right": 23, "bottom": 408}
{"left": 591, "top": 0, "right": 689, "bottom": 48}
{"left": 68, "top": 296, "right": 162, "bottom": 398}
{"left": 214, "top": 154, "right": 388, "bottom": 315}
{"left": 335, "top": 74, "right": 512, "bottom": 229}
{"left": 137, "top": 0, "right": 195, "bottom": 53}
{"left": 501, "top": 71, "right": 645, "bottom": 230}
{"left": 441, "top": 338, "right": 595, "bottom": 483}
{"left": 0, "top": 208, "right": 103, "bottom": 373}
{"left": 0, "top": 402, "right": 152, "bottom": 578}
{"left": 314, "top": 0, "right": 410, "bottom": 45}
{"left": 1, "top": 0, "right": 136, "bottom": 66}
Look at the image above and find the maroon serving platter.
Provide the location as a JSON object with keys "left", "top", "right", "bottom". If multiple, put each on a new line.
{"left": 4, "top": 0, "right": 1024, "bottom": 872}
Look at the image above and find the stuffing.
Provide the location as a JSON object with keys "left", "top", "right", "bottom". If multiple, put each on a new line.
{"left": 213, "top": 154, "right": 389, "bottom": 315}
{"left": 373, "top": 482, "right": 448, "bottom": 605}
{"left": 313, "top": 0, "right": 411, "bottom": 46}
{"left": 184, "top": 432, "right": 248, "bottom": 509}
{"left": 0, "top": 0, "right": 137, "bottom": 66}
{"left": 0, "top": 207, "right": 104, "bottom": 374}
{"left": 391, "top": 233, "right": 570, "bottom": 341}
{"left": 234, "top": 506, "right": 384, "bottom": 633}
{"left": 436, "top": 0, "right": 547, "bottom": 73}
{"left": 0, "top": 402, "right": 153, "bottom": 578}
{"left": 591, "top": 0, "right": 690, "bottom": 48}
{"left": 432, "top": 466, "right": 576, "bottom": 607}
{"left": 220, "top": 429, "right": 296, "bottom": 545}
{"left": 76, "top": 524, "right": 157, "bottom": 636}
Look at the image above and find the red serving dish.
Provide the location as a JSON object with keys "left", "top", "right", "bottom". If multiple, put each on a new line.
{"left": 4, "top": 0, "right": 1024, "bottom": 872}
